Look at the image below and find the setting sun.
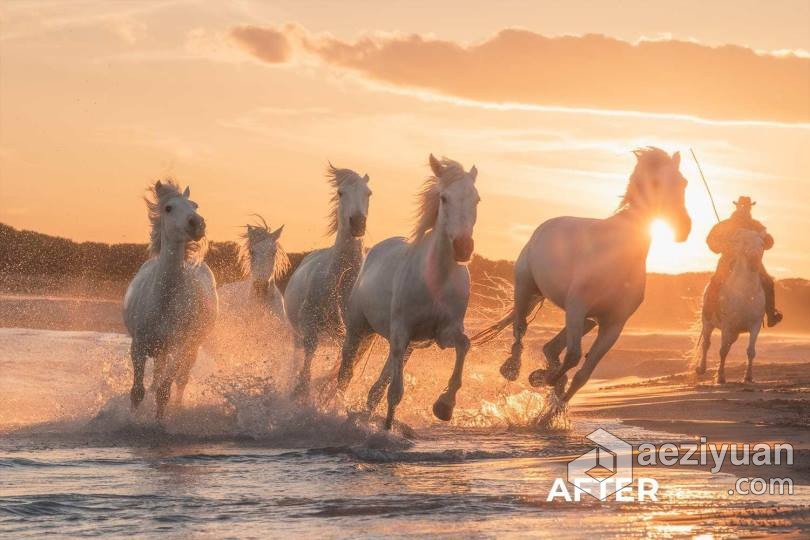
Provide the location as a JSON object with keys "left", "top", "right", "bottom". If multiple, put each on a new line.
{"left": 646, "top": 218, "right": 681, "bottom": 271}
{"left": 650, "top": 219, "right": 675, "bottom": 243}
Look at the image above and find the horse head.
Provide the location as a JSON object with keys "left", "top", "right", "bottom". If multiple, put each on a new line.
{"left": 327, "top": 165, "right": 371, "bottom": 238}
{"left": 242, "top": 216, "right": 286, "bottom": 283}
{"left": 626, "top": 147, "right": 691, "bottom": 242}
{"left": 429, "top": 154, "right": 480, "bottom": 263}
{"left": 148, "top": 180, "right": 206, "bottom": 257}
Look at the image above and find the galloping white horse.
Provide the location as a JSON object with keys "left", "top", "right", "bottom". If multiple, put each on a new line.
{"left": 284, "top": 165, "right": 371, "bottom": 395}
{"left": 474, "top": 148, "right": 691, "bottom": 421}
{"left": 695, "top": 230, "right": 765, "bottom": 384}
{"left": 338, "top": 155, "right": 479, "bottom": 430}
{"left": 123, "top": 180, "right": 218, "bottom": 420}
{"left": 209, "top": 216, "right": 289, "bottom": 364}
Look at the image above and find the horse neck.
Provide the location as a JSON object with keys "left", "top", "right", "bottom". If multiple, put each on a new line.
{"left": 155, "top": 234, "right": 187, "bottom": 304}
{"left": 612, "top": 207, "right": 653, "bottom": 260}
{"left": 420, "top": 222, "right": 456, "bottom": 281}
{"left": 330, "top": 227, "right": 364, "bottom": 310}
{"left": 727, "top": 258, "right": 760, "bottom": 290}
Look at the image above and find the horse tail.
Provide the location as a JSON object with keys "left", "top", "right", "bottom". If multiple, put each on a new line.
{"left": 470, "top": 309, "right": 514, "bottom": 345}
{"left": 470, "top": 299, "right": 544, "bottom": 346}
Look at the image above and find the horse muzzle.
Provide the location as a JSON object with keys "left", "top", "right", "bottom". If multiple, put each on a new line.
{"left": 349, "top": 215, "right": 366, "bottom": 238}
{"left": 453, "top": 236, "right": 474, "bottom": 262}
{"left": 188, "top": 216, "right": 206, "bottom": 241}
{"left": 674, "top": 214, "right": 692, "bottom": 243}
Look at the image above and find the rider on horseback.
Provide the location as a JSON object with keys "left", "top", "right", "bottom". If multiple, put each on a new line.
{"left": 705, "top": 196, "right": 782, "bottom": 327}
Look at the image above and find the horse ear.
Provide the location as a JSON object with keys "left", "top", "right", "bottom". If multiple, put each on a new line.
{"left": 469, "top": 165, "right": 478, "bottom": 182}
{"left": 155, "top": 180, "right": 162, "bottom": 190}
{"left": 183, "top": 186, "right": 190, "bottom": 198}
{"left": 363, "top": 174, "right": 369, "bottom": 183}
{"left": 271, "top": 225, "right": 285, "bottom": 240}
{"left": 632, "top": 149, "right": 644, "bottom": 160}
{"left": 672, "top": 151, "right": 681, "bottom": 168}
{"left": 429, "top": 154, "right": 444, "bottom": 177}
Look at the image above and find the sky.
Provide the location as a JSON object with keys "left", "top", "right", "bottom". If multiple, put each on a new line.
{"left": 1, "top": 0, "right": 809, "bottom": 276}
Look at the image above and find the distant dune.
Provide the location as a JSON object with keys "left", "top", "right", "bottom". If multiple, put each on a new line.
{"left": 1, "top": 222, "right": 808, "bottom": 333}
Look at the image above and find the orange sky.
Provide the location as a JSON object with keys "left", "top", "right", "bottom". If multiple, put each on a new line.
{"left": 1, "top": 1, "right": 809, "bottom": 276}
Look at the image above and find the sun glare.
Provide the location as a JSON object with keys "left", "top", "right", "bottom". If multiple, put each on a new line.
{"left": 649, "top": 219, "right": 675, "bottom": 243}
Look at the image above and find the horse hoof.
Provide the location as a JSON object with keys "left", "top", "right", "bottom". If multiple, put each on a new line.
{"left": 499, "top": 358, "right": 520, "bottom": 381}
{"left": 292, "top": 382, "right": 309, "bottom": 399}
{"left": 432, "top": 398, "right": 455, "bottom": 421}
{"left": 743, "top": 376, "right": 753, "bottom": 384}
{"left": 528, "top": 369, "right": 548, "bottom": 387}
{"left": 695, "top": 365, "right": 706, "bottom": 375}
{"left": 130, "top": 386, "right": 145, "bottom": 409}
{"left": 715, "top": 376, "right": 726, "bottom": 385}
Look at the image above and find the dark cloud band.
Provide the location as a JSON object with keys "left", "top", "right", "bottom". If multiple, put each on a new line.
{"left": 231, "top": 25, "right": 809, "bottom": 123}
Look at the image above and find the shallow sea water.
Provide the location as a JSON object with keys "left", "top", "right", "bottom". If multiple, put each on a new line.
{"left": 1, "top": 328, "right": 808, "bottom": 538}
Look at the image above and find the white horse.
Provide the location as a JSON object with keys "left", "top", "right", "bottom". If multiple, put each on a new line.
{"left": 338, "top": 155, "right": 479, "bottom": 430}
{"left": 123, "top": 180, "right": 218, "bottom": 420}
{"left": 284, "top": 165, "right": 371, "bottom": 396}
{"left": 210, "top": 216, "right": 289, "bottom": 365}
{"left": 473, "top": 148, "right": 691, "bottom": 422}
{"left": 695, "top": 230, "right": 765, "bottom": 384}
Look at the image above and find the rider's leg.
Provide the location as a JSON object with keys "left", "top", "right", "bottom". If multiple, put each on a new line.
{"left": 758, "top": 263, "right": 782, "bottom": 327}
{"left": 705, "top": 256, "right": 732, "bottom": 319}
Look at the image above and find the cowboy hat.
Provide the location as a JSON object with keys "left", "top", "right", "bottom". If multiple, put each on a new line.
{"left": 733, "top": 196, "right": 756, "bottom": 207}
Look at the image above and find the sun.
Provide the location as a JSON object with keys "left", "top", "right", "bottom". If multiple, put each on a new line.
{"left": 649, "top": 219, "right": 675, "bottom": 243}
{"left": 646, "top": 218, "right": 682, "bottom": 272}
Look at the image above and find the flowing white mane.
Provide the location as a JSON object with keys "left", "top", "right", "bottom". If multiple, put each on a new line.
{"left": 410, "top": 157, "right": 467, "bottom": 242}
{"left": 145, "top": 178, "right": 208, "bottom": 263}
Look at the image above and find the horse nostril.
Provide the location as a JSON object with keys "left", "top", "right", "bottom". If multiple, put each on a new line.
{"left": 349, "top": 215, "right": 366, "bottom": 234}
{"left": 452, "top": 236, "right": 474, "bottom": 261}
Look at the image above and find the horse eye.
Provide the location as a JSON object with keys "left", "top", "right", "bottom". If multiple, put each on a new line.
{"left": 165, "top": 204, "right": 172, "bottom": 213}
{"left": 440, "top": 195, "right": 448, "bottom": 204}
{"left": 338, "top": 190, "right": 344, "bottom": 197}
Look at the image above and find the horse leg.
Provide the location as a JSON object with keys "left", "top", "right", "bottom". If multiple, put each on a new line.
{"left": 293, "top": 329, "right": 317, "bottom": 397}
{"left": 743, "top": 323, "right": 760, "bottom": 383}
{"left": 530, "top": 304, "right": 587, "bottom": 388}
{"left": 130, "top": 339, "right": 148, "bottom": 410}
{"left": 562, "top": 321, "right": 624, "bottom": 403}
{"left": 172, "top": 345, "right": 197, "bottom": 410}
{"left": 716, "top": 329, "right": 737, "bottom": 384}
{"left": 433, "top": 333, "right": 471, "bottom": 421}
{"left": 367, "top": 345, "right": 413, "bottom": 413}
{"left": 695, "top": 321, "right": 713, "bottom": 375}
{"left": 384, "top": 329, "right": 411, "bottom": 431}
{"left": 155, "top": 352, "right": 175, "bottom": 421}
{"left": 530, "top": 319, "right": 597, "bottom": 388}
{"left": 337, "top": 317, "right": 374, "bottom": 391}
{"left": 500, "top": 263, "right": 541, "bottom": 381}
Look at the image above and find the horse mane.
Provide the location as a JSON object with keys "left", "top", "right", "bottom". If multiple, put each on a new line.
{"left": 616, "top": 146, "right": 672, "bottom": 212}
{"left": 326, "top": 164, "right": 364, "bottom": 236}
{"left": 238, "top": 214, "right": 290, "bottom": 280}
{"left": 410, "top": 157, "right": 468, "bottom": 242}
{"left": 145, "top": 178, "right": 208, "bottom": 263}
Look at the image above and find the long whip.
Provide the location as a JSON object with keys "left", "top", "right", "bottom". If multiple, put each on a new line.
{"left": 690, "top": 148, "right": 721, "bottom": 223}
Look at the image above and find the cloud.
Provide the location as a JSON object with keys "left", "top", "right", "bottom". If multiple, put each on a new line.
{"left": 231, "top": 24, "right": 810, "bottom": 124}
{"left": 230, "top": 25, "right": 291, "bottom": 64}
